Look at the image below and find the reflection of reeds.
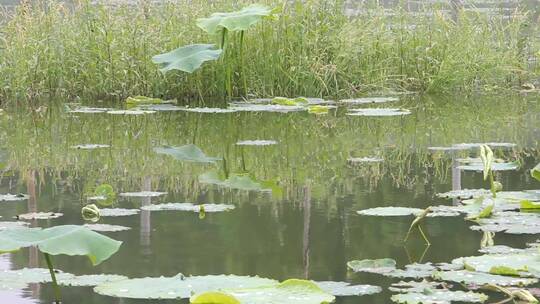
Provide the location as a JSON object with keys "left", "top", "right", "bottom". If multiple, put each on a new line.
{"left": 0, "top": 0, "right": 536, "bottom": 104}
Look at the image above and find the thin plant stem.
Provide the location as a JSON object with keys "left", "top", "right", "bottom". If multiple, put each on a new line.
{"left": 43, "top": 253, "right": 61, "bottom": 304}
{"left": 239, "top": 30, "right": 248, "bottom": 97}
{"left": 417, "top": 225, "right": 431, "bottom": 246}
{"left": 489, "top": 171, "right": 497, "bottom": 198}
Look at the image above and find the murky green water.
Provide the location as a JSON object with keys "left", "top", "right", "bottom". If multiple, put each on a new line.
{"left": 0, "top": 94, "right": 539, "bottom": 303}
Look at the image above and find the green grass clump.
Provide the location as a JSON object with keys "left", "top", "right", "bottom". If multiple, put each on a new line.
{"left": 0, "top": 0, "right": 536, "bottom": 104}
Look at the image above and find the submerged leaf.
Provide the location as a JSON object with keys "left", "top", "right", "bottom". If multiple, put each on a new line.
{"left": 153, "top": 44, "right": 222, "bottom": 74}
{"left": 0, "top": 225, "right": 121, "bottom": 265}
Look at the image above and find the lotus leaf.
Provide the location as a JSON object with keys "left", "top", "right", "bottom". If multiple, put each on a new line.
{"left": 339, "top": 97, "right": 398, "bottom": 104}
{"left": 470, "top": 211, "right": 540, "bottom": 234}
{"left": 107, "top": 110, "right": 156, "bottom": 115}
{"left": 68, "top": 107, "right": 112, "bottom": 114}
{"left": 153, "top": 44, "right": 222, "bottom": 73}
{"left": 229, "top": 104, "right": 305, "bottom": 113}
{"left": 17, "top": 212, "right": 63, "bottom": 220}
{"left": 348, "top": 157, "right": 384, "bottom": 164}
{"left": 347, "top": 258, "right": 397, "bottom": 274}
{"left": 389, "top": 280, "right": 449, "bottom": 293}
{"left": 386, "top": 263, "right": 437, "bottom": 279}
{"left": 58, "top": 274, "right": 128, "bottom": 287}
{"left": 141, "top": 203, "right": 235, "bottom": 213}
{"left": 179, "top": 107, "right": 237, "bottom": 113}
{"left": 434, "top": 270, "right": 538, "bottom": 286}
{"left": 94, "top": 274, "right": 277, "bottom": 299}
{"left": 452, "top": 253, "right": 540, "bottom": 276}
{"left": 308, "top": 105, "right": 332, "bottom": 115}
{"left": 314, "top": 281, "right": 381, "bottom": 296}
{"left": 199, "top": 171, "right": 270, "bottom": 192}
{"left": 436, "top": 189, "right": 490, "bottom": 200}
{"left": 0, "top": 221, "right": 29, "bottom": 230}
{"left": 190, "top": 279, "right": 335, "bottom": 304}
{"left": 154, "top": 145, "right": 220, "bottom": 163}
{"left": 0, "top": 225, "right": 121, "bottom": 265}
{"left": 196, "top": 5, "right": 275, "bottom": 34}
{"left": 125, "top": 96, "right": 168, "bottom": 105}
{"left": 0, "top": 268, "right": 74, "bottom": 284}
{"left": 119, "top": 191, "right": 167, "bottom": 198}
{"left": 83, "top": 224, "right": 131, "bottom": 232}
{"left": 391, "top": 290, "right": 488, "bottom": 304}
{"left": 479, "top": 245, "right": 532, "bottom": 255}
{"left": 357, "top": 207, "right": 423, "bottom": 217}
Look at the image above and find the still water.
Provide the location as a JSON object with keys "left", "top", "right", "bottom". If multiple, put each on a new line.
{"left": 0, "top": 93, "right": 539, "bottom": 303}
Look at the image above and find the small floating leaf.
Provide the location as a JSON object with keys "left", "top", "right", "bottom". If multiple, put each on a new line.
{"left": 347, "top": 157, "right": 384, "bottom": 164}
{"left": 347, "top": 258, "right": 397, "bottom": 274}
{"left": 346, "top": 108, "right": 411, "bottom": 117}
{"left": 391, "top": 290, "right": 488, "bottom": 304}
{"left": 229, "top": 104, "right": 305, "bottom": 113}
{"left": 152, "top": 44, "right": 222, "bottom": 73}
{"left": 0, "top": 221, "right": 29, "bottom": 230}
{"left": 339, "top": 97, "right": 398, "bottom": 104}
{"left": 125, "top": 96, "right": 169, "bottom": 105}
{"left": 99, "top": 208, "right": 140, "bottom": 217}
{"left": 436, "top": 189, "right": 491, "bottom": 200}
{"left": 58, "top": 274, "right": 128, "bottom": 287}
{"left": 308, "top": 105, "right": 331, "bottom": 115}
{"left": 68, "top": 107, "right": 112, "bottom": 114}
{"left": 107, "top": 110, "right": 156, "bottom": 115}
{"left": 357, "top": 207, "right": 423, "bottom": 217}
{"left": 0, "top": 268, "right": 74, "bottom": 285}
{"left": 17, "top": 212, "right": 63, "bottom": 220}
{"left": 154, "top": 145, "right": 220, "bottom": 163}
{"left": 141, "top": 203, "right": 235, "bottom": 213}
{"left": 119, "top": 191, "right": 167, "bottom": 198}
{"left": 83, "top": 224, "right": 131, "bottom": 232}
{"left": 179, "top": 107, "right": 237, "bottom": 113}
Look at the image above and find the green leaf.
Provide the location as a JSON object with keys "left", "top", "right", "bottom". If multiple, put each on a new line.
{"left": 434, "top": 270, "right": 537, "bottom": 286}
{"left": 0, "top": 225, "right": 121, "bottom": 265}
{"left": 521, "top": 200, "right": 540, "bottom": 210}
{"left": 152, "top": 44, "right": 222, "bottom": 74}
{"left": 125, "top": 96, "right": 168, "bottom": 105}
{"left": 347, "top": 258, "right": 397, "bottom": 274}
{"left": 452, "top": 253, "right": 540, "bottom": 276}
{"left": 533, "top": 163, "right": 540, "bottom": 182}
{"left": 466, "top": 202, "right": 494, "bottom": 220}
{"left": 308, "top": 106, "right": 330, "bottom": 115}
{"left": 356, "top": 207, "right": 423, "bottom": 217}
{"left": 479, "top": 145, "right": 494, "bottom": 180}
{"left": 196, "top": 5, "right": 275, "bottom": 34}
{"left": 154, "top": 144, "right": 220, "bottom": 163}
{"left": 190, "top": 279, "right": 335, "bottom": 304}
{"left": 489, "top": 266, "right": 521, "bottom": 276}
{"left": 391, "top": 290, "right": 488, "bottom": 304}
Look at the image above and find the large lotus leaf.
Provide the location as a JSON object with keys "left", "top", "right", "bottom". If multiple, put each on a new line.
{"left": 357, "top": 207, "right": 423, "bottom": 217}
{"left": 347, "top": 258, "right": 397, "bottom": 274}
{"left": 533, "top": 163, "right": 540, "bottom": 182}
{"left": 94, "top": 274, "right": 277, "bottom": 299}
{"left": 314, "top": 281, "right": 381, "bottom": 296}
{"left": 391, "top": 290, "right": 487, "bottom": 304}
{"left": 452, "top": 253, "right": 540, "bottom": 276}
{"left": 470, "top": 212, "right": 540, "bottom": 234}
{"left": 58, "top": 274, "right": 128, "bottom": 287}
{"left": 434, "top": 270, "right": 538, "bottom": 286}
{"left": 155, "top": 145, "right": 220, "bottom": 163}
{"left": 0, "top": 225, "right": 121, "bottom": 265}
{"left": 190, "top": 279, "right": 335, "bottom": 304}
{"left": 152, "top": 44, "right": 222, "bottom": 73}
{"left": 196, "top": 5, "right": 275, "bottom": 34}
{"left": 386, "top": 263, "right": 437, "bottom": 279}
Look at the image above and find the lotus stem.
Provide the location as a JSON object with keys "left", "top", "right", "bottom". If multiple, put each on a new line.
{"left": 44, "top": 253, "right": 62, "bottom": 304}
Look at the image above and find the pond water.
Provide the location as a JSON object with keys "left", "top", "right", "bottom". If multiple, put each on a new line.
{"left": 0, "top": 93, "right": 539, "bottom": 303}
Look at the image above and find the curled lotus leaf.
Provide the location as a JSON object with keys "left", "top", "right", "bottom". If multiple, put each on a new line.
{"left": 58, "top": 274, "right": 128, "bottom": 287}
{"left": 119, "top": 191, "right": 167, "bottom": 198}
{"left": 434, "top": 270, "right": 538, "bottom": 287}
{"left": 0, "top": 225, "right": 121, "bottom": 265}
{"left": 94, "top": 274, "right": 277, "bottom": 299}
{"left": 190, "top": 279, "right": 335, "bottom": 304}
{"left": 153, "top": 44, "right": 222, "bottom": 74}
{"left": 314, "top": 281, "right": 381, "bottom": 296}
{"left": 141, "top": 203, "right": 235, "bottom": 213}
{"left": 0, "top": 193, "right": 29, "bottom": 201}
{"left": 154, "top": 144, "right": 220, "bottom": 163}
{"left": 391, "top": 290, "right": 488, "bottom": 304}
{"left": 347, "top": 258, "right": 397, "bottom": 274}
{"left": 357, "top": 207, "right": 423, "bottom": 217}
{"left": 196, "top": 5, "right": 275, "bottom": 34}
{"left": 99, "top": 208, "right": 140, "bottom": 217}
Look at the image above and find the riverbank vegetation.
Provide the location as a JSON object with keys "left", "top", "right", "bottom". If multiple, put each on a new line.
{"left": 0, "top": 0, "right": 538, "bottom": 104}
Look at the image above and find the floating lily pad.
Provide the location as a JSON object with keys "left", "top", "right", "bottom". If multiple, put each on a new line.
{"left": 0, "top": 221, "right": 29, "bottom": 230}
{"left": 314, "top": 281, "right": 382, "bottom": 296}
{"left": 191, "top": 279, "right": 335, "bottom": 304}
{"left": 94, "top": 274, "right": 277, "bottom": 299}
{"left": 436, "top": 189, "right": 491, "bottom": 200}
{"left": 0, "top": 194, "right": 29, "bottom": 201}
{"left": 107, "top": 110, "right": 156, "bottom": 115}
{"left": 347, "top": 157, "right": 384, "bottom": 164}
{"left": 357, "top": 207, "right": 423, "bottom": 217}
{"left": 141, "top": 203, "right": 235, "bottom": 213}
{"left": 339, "top": 97, "right": 399, "bottom": 104}
{"left": 389, "top": 280, "right": 449, "bottom": 293}
{"left": 452, "top": 253, "right": 540, "bottom": 276}
{"left": 83, "top": 224, "right": 131, "bottom": 232}
{"left": 68, "top": 107, "right": 112, "bottom": 114}
{"left": 58, "top": 274, "right": 128, "bottom": 287}
{"left": 346, "top": 108, "right": 411, "bottom": 117}
{"left": 0, "top": 280, "right": 28, "bottom": 290}
{"left": 470, "top": 211, "right": 540, "bottom": 234}
{"left": 229, "top": 104, "right": 305, "bottom": 113}
{"left": 179, "top": 107, "right": 237, "bottom": 113}
{"left": 154, "top": 145, "right": 220, "bottom": 163}
{"left": 386, "top": 263, "right": 437, "bottom": 279}
{"left": 347, "top": 258, "right": 397, "bottom": 274}
{"left": 16, "top": 212, "right": 63, "bottom": 220}
{"left": 99, "top": 208, "right": 140, "bottom": 217}
{"left": 453, "top": 143, "right": 517, "bottom": 149}
{"left": 457, "top": 160, "right": 519, "bottom": 172}
{"left": 434, "top": 270, "right": 538, "bottom": 287}
{"left": 0, "top": 225, "right": 121, "bottom": 265}
{"left": 71, "top": 144, "right": 110, "bottom": 150}
{"left": 137, "top": 104, "right": 185, "bottom": 111}
{"left": 119, "top": 191, "right": 167, "bottom": 198}
{"left": 125, "top": 96, "right": 171, "bottom": 105}
{"left": 391, "top": 290, "right": 488, "bottom": 304}
{"left": 236, "top": 140, "right": 277, "bottom": 146}
{"left": 0, "top": 268, "right": 74, "bottom": 285}
{"left": 479, "top": 245, "right": 532, "bottom": 255}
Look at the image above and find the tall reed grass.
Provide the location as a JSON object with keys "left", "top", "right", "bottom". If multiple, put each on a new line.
{"left": 0, "top": 0, "right": 536, "bottom": 104}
